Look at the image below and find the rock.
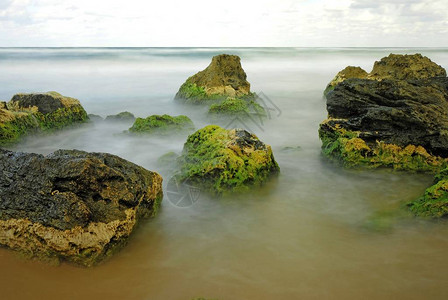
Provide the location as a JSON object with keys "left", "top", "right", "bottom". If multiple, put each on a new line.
{"left": 320, "top": 77, "right": 448, "bottom": 171}
{"left": 0, "top": 149, "right": 163, "bottom": 266}
{"left": 369, "top": 53, "right": 446, "bottom": 81}
{"left": 0, "top": 92, "right": 88, "bottom": 145}
{"left": 11, "top": 91, "right": 80, "bottom": 115}
{"left": 105, "top": 111, "right": 135, "bottom": 122}
{"left": 324, "top": 66, "right": 368, "bottom": 95}
{"left": 0, "top": 109, "right": 39, "bottom": 145}
{"left": 88, "top": 114, "right": 104, "bottom": 122}
{"left": 176, "top": 125, "right": 279, "bottom": 194}
{"left": 208, "top": 97, "right": 266, "bottom": 119}
{"left": 128, "top": 114, "right": 195, "bottom": 135}
{"left": 156, "top": 151, "right": 180, "bottom": 172}
{"left": 323, "top": 54, "right": 447, "bottom": 97}
{"left": 319, "top": 54, "right": 448, "bottom": 171}
{"left": 407, "top": 168, "right": 448, "bottom": 218}
{"left": 175, "top": 54, "right": 254, "bottom": 104}
{"left": 280, "top": 146, "right": 302, "bottom": 153}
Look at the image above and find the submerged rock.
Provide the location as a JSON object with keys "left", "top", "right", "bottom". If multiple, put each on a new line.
{"left": 105, "top": 111, "right": 135, "bottom": 122}
{"left": 319, "top": 54, "right": 448, "bottom": 171}
{"left": 156, "top": 151, "right": 180, "bottom": 172}
{"left": 88, "top": 114, "right": 104, "bottom": 122}
{"left": 407, "top": 169, "right": 448, "bottom": 218}
{"left": 280, "top": 146, "right": 302, "bottom": 153}
{"left": 128, "top": 114, "right": 195, "bottom": 135}
{"left": 0, "top": 91, "right": 88, "bottom": 145}
{"left": 175, "top": 54, "right": 254, "bottom": 104}
{"left": 0, "top": 149, "right": 163, "bottom": 266}
{"left": 208, "top": 97, "right": 266, "bottom": 119}
{"left": 176, "top": 125, "right": 279, "bottom": 194}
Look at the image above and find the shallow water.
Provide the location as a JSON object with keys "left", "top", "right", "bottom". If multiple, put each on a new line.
{"left": 1, "top": 48, "right": 448, "bottom": 299}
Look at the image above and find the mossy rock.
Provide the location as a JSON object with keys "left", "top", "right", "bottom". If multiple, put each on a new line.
{"left": 129, "top": 114, "right": 195, "bottom": 135}
{"left": 0, "top": 92, "right": 88, "bottom": 145}
{"left": 156, "top": 151, "right": 180, "bottom": 171}
{"left": 175, "top": 54, "right": 253, "bottom": 104}
{"left": 176, "top": 125, "right": 279, "bottom": 195}
{"left": 407, "top": 169, "right": 448, "bottom": 218}
{"left": 319, "top": 60, "right": 448, "bottom": 172}
{"left": 105, "top": 111, "right": 135, "bottom": 122}
{"left": 35, "top": 104, "right": 88, "bottom": 131}
{"left": 319, "top": 120, "right": 448, "bottom": 172}
{"left": 0, "top": 112, "right": 40, "bottom": 145}
{"left": 175, "top": 82, "right": 223, "bottom": 104}
{"left": 208, "top": 97, "right": 266, "bottom": 118}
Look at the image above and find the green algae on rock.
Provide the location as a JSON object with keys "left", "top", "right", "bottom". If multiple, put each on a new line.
{"left": 208, "top": 97, "right": 266, "bottom": 118}
{"left": 175, "top": 54, "right": 254, "bottom": 104}
{"left": 319, "top": 54, "right": 448, "bottom": 171}
{"left": 319, "top": 120, "right": 448, "bottom": 172}
{"left": 129, "top": 114, "right": 195, "bottom": 135}
{"left": 320, "top": 54, "right": 448, "bottom": 219}
{"left": 176, "top": 125, "right": 279, "bottom": 195}
{"left": 0, "top": 91, "right": 88, "bottom": 145}
{"left": 105, "top": 111, "right": 135, "bottom": 122}
{"left": 407, "top": 169, "right": 448, "bottom": 218}
{"left": 0, "top": 149, "right": 163, "bottom": 266}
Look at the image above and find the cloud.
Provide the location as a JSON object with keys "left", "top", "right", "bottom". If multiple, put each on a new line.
{"left": 0, "top": 0, "right": 447, "bottom": 46}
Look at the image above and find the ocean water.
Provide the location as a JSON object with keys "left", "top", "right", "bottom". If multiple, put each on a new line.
{"left": 1, "top": 47, "right": 448, "bottom": 299}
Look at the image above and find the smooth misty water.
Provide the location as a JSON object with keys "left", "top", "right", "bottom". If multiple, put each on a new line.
{"left": 1, "top": 48, "right": 448, "bottom": 299}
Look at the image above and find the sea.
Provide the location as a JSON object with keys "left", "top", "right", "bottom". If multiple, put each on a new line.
{"left": 0, "top": 47, "right": 448, "bottom": 299}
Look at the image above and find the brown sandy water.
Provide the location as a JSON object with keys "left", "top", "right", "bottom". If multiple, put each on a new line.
{"left": 1, "top": 48, "right": 448, "bottom": 299}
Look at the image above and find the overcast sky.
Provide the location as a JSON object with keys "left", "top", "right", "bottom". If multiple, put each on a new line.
{"left": 0, "top": 0, "right": 447, "bottom": 47}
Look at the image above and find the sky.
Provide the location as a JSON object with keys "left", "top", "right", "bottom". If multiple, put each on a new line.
{"left": 0, "top": 0, "right": 447, "bottom": 47}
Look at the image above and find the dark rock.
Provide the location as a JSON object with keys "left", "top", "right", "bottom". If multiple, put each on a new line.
{"left": 105, "top": 111, "right": 135, "bottom": 122}
{"left": 88, "top": 114, "right": 103, "bottom": 122}
{"left": 1, "top": 92, "right": 88, "bottom": 145}
{"left": 325, "top": 77, "right": 448, "bottom": 157}
{"left": 322, "top": 54, "right": 448, "bottom": 219}
{"left": 11, "top": 91, "right": 81, "bottom": 114}
{"left": 324, "top": 66, "right": 368, "bottom": 95}
{"left": 319, "top": 54, "right": 448, "bottom": 172}
{"left": 324, "top": 53, "right": 447, "bottom": 96}
{"left": 0, "top": 149, "right": 163, "bottom": 266}
{"left": 280, "top": 146, "right": 302, "bottom": 153}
